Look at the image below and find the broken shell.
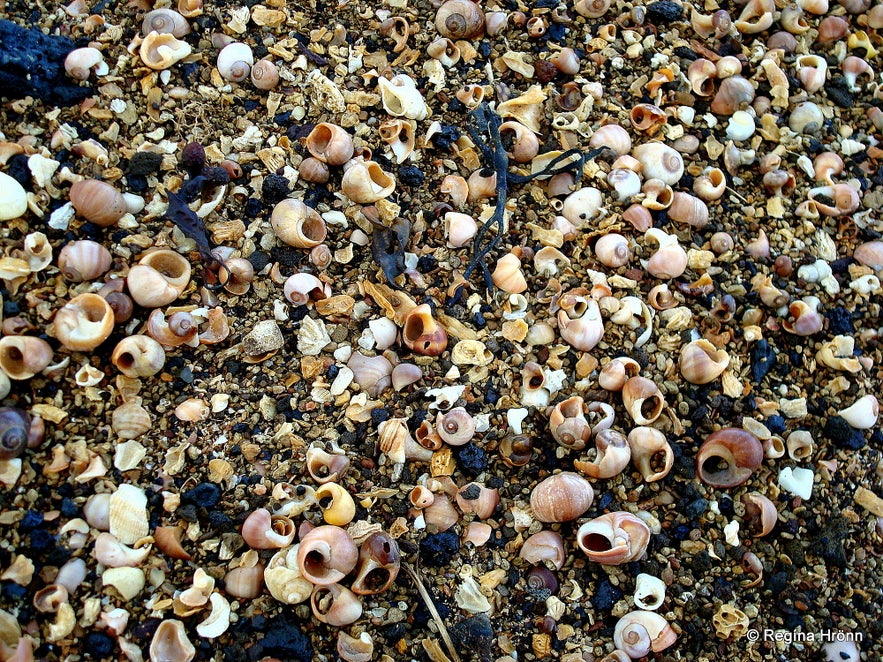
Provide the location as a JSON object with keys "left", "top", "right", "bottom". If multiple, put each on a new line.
{"left": 53, "top": 293, "right": 115, "bottom": 351}
{"left": 376, "top": 74, "right": 430, "bottom": 120}
{"left": 69, "top": 179, "right": 127, "bottom": 227}
{"left": 140, "top": 31, "right": 192, "bottom": 70}
{"left": 108, "top": 484, "right": 148, "bottom": 545}
{"left": 216, "top": 42, "right": 253, "bottom": 82}
{"left": 499, "top": 121, "right": 539, "bottom": 163}
{"left": 64, "top": 46, "right": 108, "bottom": 81}
{"left": 445, "top": 212, "right": 478, "bottom": 248}
{"left": 337, "top": 631, "right": 374, "bottom": 662}
{"left": 742, "top": 492, "right": 777, "bottom": 537}
{"left": 838, "top": 394, "right": 878, "bottom": 429}
{"left": 557, "top": 300, "right": 604, "bottom": 351}
{"left": 58, "top": 240, "right": 112, "bottom": 282}
{"left": 427, "top": 37, "right": 461, "bottom": 67}
{"left": 519, "top": 530, "right": 566, "bottom": 570}
{"left": 271, "top": 199, "right": 327, "bottom": 248}
{"left": 242, "top": 509, "right": 296, "bottom": 549}
{"left": 455, "top": 482, "right": 499, "bottom": 519}
{"left": 440, "top": 174, "right": 469, "bottom": 207}
{"left": 630, "top": 103, "right": 667, "bottom": 134}
{"left": 0, "top": 172, "right": 28, "bottom": 221}
{"left": 154, "top": 526, "right": 191, "bottom": 560}
{"left": 242, "top": 320, "right": 284, "bottom": 360}
{"left": 679, "top": 339, "right": 730, "bottom": 384}
{"left": 306, "top": 447, "right": 350, "bottom": 484}
{"left": 402, "top": 304, "right": 448, "bottom": 356}
{"left": 341, "top": 160, "right": 396, "bottom": 203}
{"left": 562, "top": 187, "right": 603, "bottom": 227}
{"left": 530, "top": 472, "right": 594, "bottom": 522}
{"left": 0, "top": 336, "right": 53, "bottom": 379}
{"left": 574, "top": 429, "right": 631, "bottom": 479}
{"left": 174, "top": 398, "right": 210, "bottom": 422}
{"left": 93, "top": 532, "right": 151, "bottom": 568}
{"left": 196, "top": 593, "right": 231, "bottom": 639}
{"left": 627, "top": 427, "right": 674, "bottom": 482}
{"left": 112, "top": 399, "right": 152, "bottom": 440}
{"left": 297, "top": 525, "right": 358, "bottom": 585}
{"left": 549, "top": 396, "right": 591, "bottom": 451}
{"left": 127, "top": 250, "right": 191, "bottom": 308}
{"left": 347, "top": 352, "right": 393, "bottom": 395}
{"left": 111, "top": 335, "right": 165, "bottom": 377}
{"left": 149, "top": 620, "right": 195, "bottom": 662}
{"left": 697, "top": 428, "right": 764, "bottom": 488}
{"left": 634, "top": 573, "right": 666, "bottom": 610}
{"left": 316, "top": 483, "right": 356, "bottom": 526}
{"left": 621, "top": 377, "right": 664, "bottom": 425}
{"left": 577, "top": 512, "right": 651, "bottom": 565}
{"left": 305, "top": 123, "right": 354, "bottom": 166}
{"left": 283, "top": 273, "right": 330, "bottom": 306}
{"left": 311, "top": 583, "right": 362, "bottom": 626}
{"left": 613, "top": 611, "right": 677, "bottom": 657}
{"left": 351, "top": 532, "right": 401, "bottom": 595}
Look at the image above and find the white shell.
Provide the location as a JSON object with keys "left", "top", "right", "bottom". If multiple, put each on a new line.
{"left": 196, "top": 593, "right": 231, "bottom": 639}
{"left": 562, "top": 187, "right": 603, "bottom": 227}
{"left": 377, "top": 75, "right": 430, "bottom": 120}
{"left": 778, "top": 467, "right": 814, "bottom": 500}
{"left": 838, "top": 394, "right": 879, "bottom": 429}
{"left": 725, "top": 110, "right": 756, "bottom": 141}
{"left": 0, "top": 172, "right": 28, "bottom": 221}
{"left": 108, "top": 484, "right": 149, "bottom": 544}
{"left": 368, "top": 317, "right": 398, "bottom": 350}
{"left": 633, "top": 573, "right": 666, "bottom": 610}
{"left": 217, "top": 42, "right": 254, "bottom": 81}
{"left": 101, "top": 567, "right": 145, "bottom": 601}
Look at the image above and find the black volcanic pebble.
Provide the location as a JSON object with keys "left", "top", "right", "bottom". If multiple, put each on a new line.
{"left": 128, "top": 151, "right": 163, "bottom": 176}
{"left": 420, "top": 531, "right": 460, "bottom": 566}
{"left": 646, "top": 0, "right": 683, "bottom": 23}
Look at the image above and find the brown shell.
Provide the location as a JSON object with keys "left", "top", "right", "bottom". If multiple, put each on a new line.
{"left": 530, "top": 472, "right": 594, "bottom": 522}
{"left": 69, "top": 179, "right": 127, "bottom": 227}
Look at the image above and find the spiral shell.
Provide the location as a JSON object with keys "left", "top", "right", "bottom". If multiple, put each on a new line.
{"left": 58, "top": 240, "right": 112, "bottom": 282}
{"left": 250, "top": 59, "right": 280, "bottom": 90}
{"left": 697, "top": 428, "right": 764, "bottom": 488}
{"left": 0, "top": 336, "right": 53, "bottom": 380}
{"left": 0, "top": 407, "right": 31, "bottom": 460}
{"left": 340, "top": 160, "right": 396, "bottom": 203}
{"left": 140, "top": 31, "right": 192, "bottom": 70}
{"left": 577, "top": 512, "right": 651, "bottom": 565}
{"left": 216, "top": 42, "right": 253, "bottom": 82}
{"left": 305, "top": 123, "right": 354, "bottom": 166}
{"left": 142, "top": 9, "right": 190, "bottom": 37}
{"left": 53, "top": 293, "right": 115, "bottom": 351}
{"left": 530, "top": 472, "right": 593, "bottom": 522}
{"left": 271, "top": 199, "right": 327, "bottom": 248}
{"left": 614, "top": 611, "right": 677, "bottom": 658}
{"left": 69, "top": 179, "right": 127, "bottom": 227}
{"left": 127, "top": 249, "right": 191, "bottom": 308}
{"left": 435, "top": 0, "right": 485, "bottom": 39}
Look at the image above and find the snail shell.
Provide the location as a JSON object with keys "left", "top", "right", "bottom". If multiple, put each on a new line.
{"left": 142, "top": 9, "right": 190, "bottom": 37}
{"left": 64, "top": 47, "right": 108, "bottom": 81}
{"left": 530, "top": 472, "right": 594, "bottom": 522}
{"left": 679, "top": 339, "right": 730, "bottom": 384}
{"left": 340, "top": 160, "right": 396, "bottom": 203}
{"left": 140, "top": 31, "right": 192, "bottom": 70}
{"left": 216, "top": 42, "right": 254, "bottom": 82}
{"left": 435, "top": 0, "right": 485, "bottom": 39}
{"left": 270, "top": 199, "right": 327, "bottom": 248}
{"left": 297, "top": 525, "right": 359, "bottom": 585}
{"left": 250, "top": 59, "right": 280, "bottom": 90}
{"left": 305, "top": 123, "right": 354, "bottom": 166}
{"left": 150, "top": 620, "right": 195, "bottom": 662}
{"left": 577, "top": 512, "right": 651, "bottom": 564}
{"left": 58, "top": 240, "right": 112, "bottom": 282}
{"left": 0, "top": 407, "right": 31, "bottom": 460}
{"left": 0, "top": 336, "right": 54, "bottom": 380}
{"left": 53, "top": 293, "right": 115, "bottom": 351}
{"left": 697, "top": 428, "right": 764, "bottom": 488}
{"left": 126, "top": 249, "right": 191, "bottom": 308}
{"left": 614, "top": 611, "right": 677, "bottom": 657}
{"left": 69, "top": 179, "right": 127, "bottom": 227}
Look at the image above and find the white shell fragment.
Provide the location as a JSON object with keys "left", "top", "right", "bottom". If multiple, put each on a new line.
{"left": 838, "top": 394, "right": 879, "bottom": 429}
{"left": 778, "top": 467, "right": 814, "bottom": 500}
{"left": 0, "top": 172, "right": 28, "bottom": 221}
{"left": 633, "top": 573, "right": 666, "bottom": 610}
{"left": 109, "top": 484, "right": 149, "bottom": 544}
{"left": 196, "top": 593, "right": 232, "bottom": 639}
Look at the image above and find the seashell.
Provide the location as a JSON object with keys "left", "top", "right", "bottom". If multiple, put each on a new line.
{"left": 402, "top": 304, "right": 448, "bottom": 356}
{"left": 109, "top": 484, "right": 149, "bottom": 545}
{"left": 697, "top": 428, "right": 764, "bottom": 488}
{"left": 341, "top": 160, "right": 395, "bottom": 203}
{"left": 305, "top": 123, "right": 354, "bottom": 166}
{"left": 436, "top": 407, "right": 475, "bottom": 446}
{"left": 297, "top": 525, "right": 358, "bottom": 585}
{"left": 423, "top": 493, "right": 459, "bottom": 531}
{"left": 93, "top": 532, "right": 151, "bottom": 568}
{"left": 577, "top": 512, "right": 651, "bottom": 565}
{"left": 150, "top": 620, "right": 195, "bottom": 662}
{"left": 808, "top": 184, "right": 860, "bottom": 217}
{"left": 305, "top": 447, "right": 350, "bottom": 485}
{"left": 627, "top": 427, "right": 674, "bottom": 482}
{"left": 299, "top": 157, "right": 330, "bottom": 184}
{"left": 786, "top": 430, "right": 814, "bottom": 461}
{"left": 813, "top": 152, "right": 844, "bottom": 184}
{"left": 519, "top": 530, "right": 566, "bottom": 570}
{"left": 270, "top": 199, "right": 327, "bottom": 248}
{"left": 0, "top": 172, "right": 28, "bottom": 221}
{"left": 69, "top": 179, "right": 127, "bottom": 227}
{"left": 613, "top": 611, "right": 677, "bottom": 657}
{"left": 311, "top": 583, "right": 362, "bottom": 626}
{"left": 599, "top": 357, "right": 640, "bottom": 391}
{"left": 789, "top": 101, "right": 824, "bottom": 134}
{"left": 688, "top": 59, "right": 717, "bottom": 96}
{"left": 217, "top": 257, "right": 254, "bottom": 296}
{"left": 530, "top": 472, "right": 594, "bottom": 522}
{"left": 0, "top": 407, "right": 31, "bottom": 461}
{"left": 499, "top": 121, "right": 539, "bottom": 163}
{"left": 679, "top": 339, "right": 730, "bottom": 384}
{"left": 742, "top": 492, "right": 777, "bottom": 537}
{"left": 735, "top": 0, "right": 774, "bottom": 33}
{"left": 500, "top": 434, "right": 533, "bottom": 467}
{"left": 338, "top": 632, "right": 374, "bottom": 662}
{"left": 608, "top": 168, "right": 641, "bottom": 201}
{"left": 250, "top": 59, "right": 279, "bottom": 90}
{"left": 551, "top": 46, "right": 580, "bottom": 74}
{"left": 196, "top": 593, "right": 231, "bottom": 639}
{"left": 140, "top": 31, "right": 192, "bottom": 70}
{"left": 435, "top": 0, "right": 485, "bottom": 39}
{"left": 464, "top": 521, "right": 493, "bottom": 547}
{"left": 561, "top": 186, "right": 603, "bottom": 227}
{"left": 634, "top": 573, "right": 666, "bottom": 610}
{"left": 112, "top": 399, "right": 152, "bottom": 440}
{"left": 226, "top": 561, "right": 265, "bottom": 600}
{"left": 838, "top": 394, "right": 878, "bottom": 429}
{"left": 557, "top": 299, "right": 604, "bottom": 351}
{"left": 64, "top": 47, "right": 108, "bottom": 81}
{"left": 574, "top": 0, "right": 611, "bottom": 17}
{"left": 590, "top": 123, "right": 631, "bottom": 155}
{"left": 621, "top": 376, "right": 664, "bottom": 425}
{"left": 427, "top": 37, "right": 461, "bottom": 67}
{"left": 410, "top": 485, "right": 435, "bottom": 509}
{"left": 127, "top": 250, "right": 191, "bottom": 308}
{"left": 174, "top": 398, "right": 209, "bottom": 422}
{"left": 440, "top": 174, "right": 469, "bottom": 208}
{"left": 376, "top": 74, "right": 430, "bottom": 120}
{"left": 146, "top": 310, "right": 198, "bottom": 348}
{"left": 347, "top": 352, "right": 393, "bottom": 395}
{"left": 854, "top": 241, "right": 883, "bottom": 269}
{"left": 594, "top": 233, "right": 630, "bottom": 268}
{"left": 467, "top": 168, "right": 497, "bottom": 204}
{"left": 351, "top": 532, "right": 401, "bottom": 595}
{"left": 456, "top": 83, "right": 485, "bottom": 109}
{"left": 388, "top": 362, "right": 420, "bottom": 392}
{"left": 491, "top": 252, "right": 527, "bottom": 294}
{"left": 711, "top": 76, "right": 755, "bottom": 115}
{"left": 216, "top": 42, "right": 253, "bottom": 82}
{"left": 0, "top": 336, "right": 53, "bottom": 380}
{"left": 315, "top": 483, "right": 356, "bottom": 526}
{"left": 667, "top": 192, "right": 709, "bottom": 228}
{"left": 84, "top": 493, "right": 111, "bottom": 530}
{"left": 154, "top": 526, "right": 191, "bottom": 560}
{"left": 455, "top": 483, "right": 499, "bottom": 519}
{"left": 378, "top": 118, "right": 416, "bottom": 164}
{"left": 283, "top": 273, "right": 330, "bottom": 307}
{"left": 242, "top": 508, "right": 296, "bottom": 549}
{"left": 632, "top": 143, "right": 684, "bottom": 185}
{"left": 52, "top": 293, "right": 115, "bottom": 351}
{"left": 644, "top": 228, "right": 688, "bottom": 280}
{"left": 445, "top": 212, "right": 478, "bottom": 248}
{"left": 641, "top": 178, "right": 673, "bottom": 210}
{"left": 693, "top": 167, "right": 727, "bottom": 201}
{"left": 796, "top": 54, "right": 827, "bottom": 93}
{"left": 58, "top": 240, "right": 112, "bottom": 282}
{"left": 574, "top": 429, "right": 631, "bottom": 479}
{"left": 630, "top": 104, "right": 667, "bottom": 134}
{"left": 549, "top": 396, "right": 591, "bottom": 451}
{"left": 782, "top": 299, "right": 823, "bottom": 336}
{"left": 142, "top": 9, "right": 190, "bottom": 37}
{"left": 841, "top": 56, "right": 873, "bottom": 91}
{"left": 111, "top": 335, "right": 165, "bottom": 377}
{"left": 273, "top": 484, "right": 318, "bottom": 518}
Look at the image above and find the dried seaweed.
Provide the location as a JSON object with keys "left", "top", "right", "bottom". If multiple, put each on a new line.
{"left": 371, "top": 217, "right": 411, "bottom": 284}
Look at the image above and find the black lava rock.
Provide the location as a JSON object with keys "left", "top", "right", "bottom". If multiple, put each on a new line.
{"left": 450, "top": 613, "right": 494, "bottom": 662}
{"left": 182, "top": 483, "right": 222, "bottom": 508}
{"left": 454, "top": 442, "right": 487, "bottom": 478}
{"left": 82, "top": 632, "right": 115, "bottom": 658}
{"left": 826, "top": 306, "right": 854, "bottom": 335}
{"left": 646, "top": 0, "right": 683, "bottom": 23}
{"left": 750, "top": 339, "right": 777, "bottom": 383}
{"left": 247, "top": 615, "right": 313, "bottom": 661}
{"left": 398, "top": 164, "right": 425, "bottom": 186}
{"left": 592, "top": 577, "right": 623, "bottom": 610}
{"left": 261, "top": 174, "right": 291, "bottom": 204}
{"left": 824, "top": 415, "right": 866, "bottom": 450}
{"left": 420, "top": 531, "right": 460, "bottom": 566}
{"left": 128, "top": 151, "right": 164, "bottom": 176}
{"left": 765, "top": 414, "right": 786, "bottom": 435}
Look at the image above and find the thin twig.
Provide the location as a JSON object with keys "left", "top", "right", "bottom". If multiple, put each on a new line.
{"left": 403, "top": 562, "right": 462, "bottom": 662}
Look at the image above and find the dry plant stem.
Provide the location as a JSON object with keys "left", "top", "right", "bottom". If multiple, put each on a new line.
{"left": 462, "top": 103, "right": 605, "bottom": 290}
{"left": 403, "top": 562, "right": 462, "bottom": 662}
